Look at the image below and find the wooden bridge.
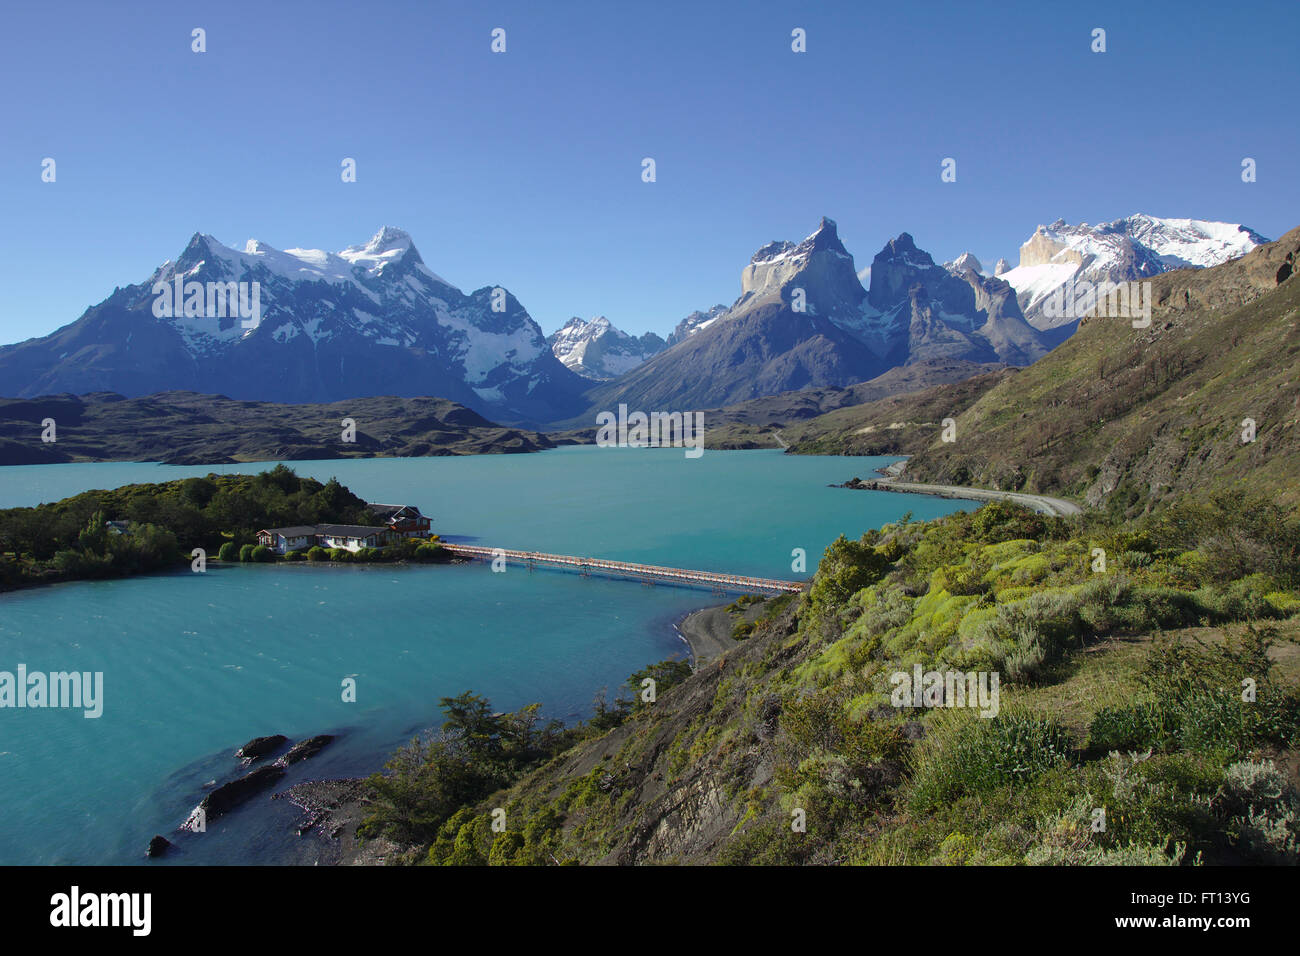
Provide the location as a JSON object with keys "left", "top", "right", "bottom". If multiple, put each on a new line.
{"left": 442, "top": 544, "right": 806, "bottom": 595}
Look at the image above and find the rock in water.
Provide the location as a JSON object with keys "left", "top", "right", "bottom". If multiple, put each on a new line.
{"left": 146, "top": 835, "right": 173, "bottom": 858}
{"left": 274, "top": 735, "right": 336, "bottom": 768}
{"left": 184, "top": 765, "right": 286, "bottom": 829}
{"left": 236, "top": 734, "right": 288, "bottom": 761}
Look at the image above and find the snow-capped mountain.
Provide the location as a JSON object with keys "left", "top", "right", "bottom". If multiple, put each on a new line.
{"left": 582, "top": 218, "right": 1048, "bottom": 413}
{"left": 665, "top": 305, "right": 730, "bottom": 346}
{"left": 546, "top": 316, "right": 665, "bottom": 380}
{"left": 0, "top": 227, "right": 589, "bottom": 424}
{"left": 1000, "top": 215, "right": 1268, "bottom": 337}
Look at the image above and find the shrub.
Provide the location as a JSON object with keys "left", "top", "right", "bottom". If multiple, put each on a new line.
{"left": 238, "top": 544, "right": 256, "bottom": 562}
{"left": 217, "top": 541, "right": 239, "bottom": 562}
{"left": 306, "top": 546, "right": 328, "bottom": 562}
{"left": 250, "top": 545, "right": 274, "bottom": 563}
{"left": 1089, "top": 702, "right": 1167, "bottom": 752}
{"left": 414, "top": 541, "right": 446, "bottom": 562}
{"left": 910, "top": 712, "right": 1073, "bottom": 809}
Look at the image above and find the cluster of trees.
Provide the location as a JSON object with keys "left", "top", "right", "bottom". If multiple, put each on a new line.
{"left": 360, "top": 692, "right": 576, "bottom": 847}
{"left": 361, "top": 659, "right": 694, "bottom": 848}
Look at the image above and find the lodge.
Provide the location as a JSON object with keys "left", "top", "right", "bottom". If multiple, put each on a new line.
{"left": 257, "top": 503, "right": 432, "bottom": 554}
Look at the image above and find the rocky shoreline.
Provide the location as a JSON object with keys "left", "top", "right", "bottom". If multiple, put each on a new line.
{"left": 270, "top": 778, "right": 400, "bottom": 864}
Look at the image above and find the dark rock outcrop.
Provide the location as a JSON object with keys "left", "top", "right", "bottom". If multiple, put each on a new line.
{"left": 236, "top": 734, "right": 288, "bottom": 762}
{"left": 145, "top": 834, "right": 173, "bottom": 858}
{"left": 183, "top": 765, "right": 286, "bottom": 828}
{"left": 274, "top": 734, "right": 336, "bottom": 768}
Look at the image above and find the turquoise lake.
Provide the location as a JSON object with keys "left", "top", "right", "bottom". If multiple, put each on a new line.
{"left": 0, "top": 447, "right": 968, "bottom": 864}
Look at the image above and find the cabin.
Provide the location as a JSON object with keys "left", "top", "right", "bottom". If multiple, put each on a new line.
{"left": 257, "top": 526, "right": 318, "bottom": 554}
{"left": 256, "top": 523, "right": 393, "bottom": 554}
{"left": 366, "top": 503, "right": 432, "bottom": 539}
{"left": 315, "top": 524, "right": 392, "bottom": 552}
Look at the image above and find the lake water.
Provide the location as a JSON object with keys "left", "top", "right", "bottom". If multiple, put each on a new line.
{"left": 0, "top": 447, "right": 966, "bottom": 864}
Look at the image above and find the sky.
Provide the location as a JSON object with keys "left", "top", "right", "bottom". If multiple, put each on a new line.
{"left": 1, "top": 0, "right": 1297, "bottom": 344}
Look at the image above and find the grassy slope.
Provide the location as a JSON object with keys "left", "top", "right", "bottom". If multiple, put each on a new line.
{"left": 366, "top": 504, "right": 1300, "bottom": 866}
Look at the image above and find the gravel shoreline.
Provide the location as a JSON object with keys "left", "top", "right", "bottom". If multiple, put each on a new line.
{"left": 675, "top": 603, "right": 740, "bottom": 665}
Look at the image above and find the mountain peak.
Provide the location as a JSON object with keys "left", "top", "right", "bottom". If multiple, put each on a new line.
{"left": 799, "top": 216, "right": 848, "bottom": 256}
{"left": 742, "top": 217, "right": 858, "bottom": 300}
{"left": 340, "top": 226, "right": 423, "bottom": 269}
{"left": 364, "top": 226, "right": 413, "bottom": 252}
{"left": 945, "top": 252, "right": 983, "bottom": 276}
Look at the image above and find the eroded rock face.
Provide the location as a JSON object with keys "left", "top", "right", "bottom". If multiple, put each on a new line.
{"left": 1019, "top": 225, "right": 1087, "bottom": 268}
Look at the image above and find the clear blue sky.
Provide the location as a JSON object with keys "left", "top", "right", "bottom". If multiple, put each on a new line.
{"left": 2, "top": 0, "right": 1296, "bottom": 343}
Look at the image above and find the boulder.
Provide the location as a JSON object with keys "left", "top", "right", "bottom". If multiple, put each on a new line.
{"left": 146, "top": 834, "right": 173, "bottom": 858}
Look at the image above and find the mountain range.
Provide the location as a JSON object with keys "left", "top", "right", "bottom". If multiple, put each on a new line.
{"left": 0, "top": 227, "right": 591, "bottom": 425}
{"left": 0, "top": 215, "right": 1269, "bottom": 430}
{"left": 783, "top": 223, "right": 1300, "bottom": 509}
{"left": 573, "top": 218, "right": 1050, "bottom": 419}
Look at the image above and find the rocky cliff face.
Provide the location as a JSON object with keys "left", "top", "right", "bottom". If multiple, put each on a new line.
{"left": 580, "top": 219, "right": 1048, "bottom": 416}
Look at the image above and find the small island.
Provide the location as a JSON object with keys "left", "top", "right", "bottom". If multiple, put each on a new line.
{"left": 0, "top": 464, "right": 450, "bottom": 592}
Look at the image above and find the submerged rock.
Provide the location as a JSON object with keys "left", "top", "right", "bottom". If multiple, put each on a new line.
{"left": 274, "top": 735, "right": 335, "bottom": 768}
{"left": 183, "top": 765, "right": 286, "bottom": 829}
{"left": 236, "top": 734, "right": 288, "bottom": 762}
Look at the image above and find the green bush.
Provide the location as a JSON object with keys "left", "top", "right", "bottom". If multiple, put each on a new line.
{"left": 910, "top": 712, "right": 1073, "bottom": 809}
{"left": 414, "top": 541, "right": 446, "bottom": 562}
{"left": 217, "top": 541, "right": 239, "bottom": 562}
{"left": 238, "top": 543, "right": 256, "bottom": 562}
{"left": 306, "top": 546, "right": 328, "bottom": 562}
{"left": 1089, "top": 702, "right": 1167, "bottom": 752}
{"left": 250, "top": 545, "right": 274, "bottom": 563}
